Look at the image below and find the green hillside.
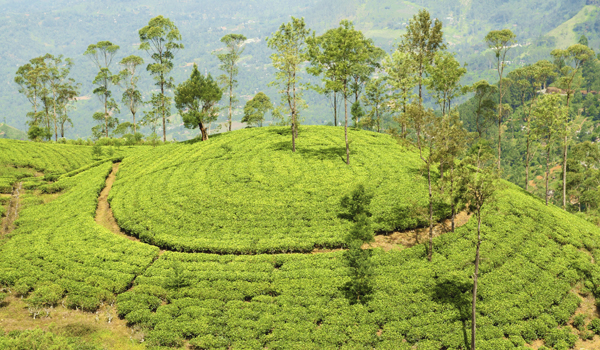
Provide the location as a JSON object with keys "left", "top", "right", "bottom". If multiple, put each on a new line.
{"left": 2, "top": 128, "right": 600, "bottom": 348}
{"left": 109, "top": 126, "right": 441, "bottom": 254}
{"left": 0, "top": 123, "right": 26, "bottom": 140}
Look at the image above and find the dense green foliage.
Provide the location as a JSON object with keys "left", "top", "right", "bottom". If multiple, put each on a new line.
{"left": 0, "top": 160, "right": 158, "bottom": 311}
{"left": 0, "top": 139, "right": 95, "bottom": 193}
{"left": 0, "top": 329, "right": 101, "bottom": 350}
{"left": 116, "top": 181, "right": 600, "bottom": 348}
{"left": 109, "top": 126, "right": 446, "bottom": 254}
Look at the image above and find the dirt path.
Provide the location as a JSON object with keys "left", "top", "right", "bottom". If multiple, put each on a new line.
{"left": 2, "top": 182, "right": 23, "bottom": 235}
{"left": 97, "top": 164, "right": 472, "bottom": 255}
{"left": 95, "top": 164, "right": 140, "bottom": 243}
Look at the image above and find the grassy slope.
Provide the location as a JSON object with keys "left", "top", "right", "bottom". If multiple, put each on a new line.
{"left": 109, "top": 126, "right": 439, "bottom": 254}
{"left": 547, "top": 5, "right": 600, "bottom": 48}
{"left": 0, "top": 123, "right": 27, "bottom": 140}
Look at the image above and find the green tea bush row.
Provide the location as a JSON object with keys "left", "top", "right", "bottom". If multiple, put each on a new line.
{"left": 117, "top": 183, "right": 600, "bottom": 348}
{"left": 110, "top": 126, "right": 450, "bottom": 254}
{"left": 0, "top": 161, "right": 159, "bottom": 312}
{"left": 0, "top": 329, "right": 102, "bottom": 350}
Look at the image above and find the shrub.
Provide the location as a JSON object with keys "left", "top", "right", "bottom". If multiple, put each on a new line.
{"left": 573, "top": 313, "right": 587, "bottom": 331}
{"left": 588, "top": 318, "right": 600, "bottom": 334}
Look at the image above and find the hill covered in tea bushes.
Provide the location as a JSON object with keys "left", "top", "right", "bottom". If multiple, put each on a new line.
{"left": 1, "top": 126, "right": 600, "bottom": 349}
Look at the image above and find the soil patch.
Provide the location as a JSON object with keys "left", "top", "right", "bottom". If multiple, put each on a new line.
{"left": 95, "top": 163, "right": 140, "bottom": 243}
{"left": 0, "top": 294, "right": 145, "bottom": 349}
{"left": 365, "top": 211, "right": 472, "bottom": 252}
{"left": 2, "top": 182, "right": 23, "bottom": 235}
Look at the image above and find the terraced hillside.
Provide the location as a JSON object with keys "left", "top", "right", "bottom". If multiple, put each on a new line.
{"left": 109, "top": 126, "right": 441, "bottom": 254}
{"left": 2, "top": 127, "right": 600, "bottom": 349}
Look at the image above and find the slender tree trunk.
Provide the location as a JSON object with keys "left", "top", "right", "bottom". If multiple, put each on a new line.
{"left": 525, "top": 137, "right": 530, "bottom": 191}
{"left": 450, "top": 163, "right": 455, "bottom": 232}
{"left": 104, "top": 94, "right": 109, "bottom": 139}
{"left": 292, "top": 73, "right": 297, "bottom": 152}
{"left": 334, "top": 92, "right": 337, "bottom": 126}
{"left": 133, "top": 111, "right": 136, "bottom": 135}
{"left": 229, "top": 69, "right": 233, "bottom": 132}
{"left": 345, "top": 88, "right": 350, "bottom": 165}
{"left": 546, "top": 144, "right": 550, "bottom": 206}
{"left": 471, "top": 211, "right": 482, "bottom": 350}
{"left": 427, "top": 155, "right": 433, "bottom": 262}
{"left": 563, "top": 94, "right": 572, "bottom": 210}
{"left": 53, "top": 97, "right": 58, "bottom": 141}
{"left": 161, "top": 80, "right": 166, "bottom": 142}
{"left": 563, "top": 137, "right": 568, "bottom": 209}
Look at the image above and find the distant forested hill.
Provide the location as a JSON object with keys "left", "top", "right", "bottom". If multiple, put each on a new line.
{"left": 0, "top": 0, "right": 594, "bottom": 139}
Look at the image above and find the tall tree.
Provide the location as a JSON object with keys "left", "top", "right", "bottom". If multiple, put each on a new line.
{"left": 139, "top": 16, "right": 184, "bottom": 142}
{"left": 517, "top": 61, "right": 555, "bottom": 191}
{"left": 425, "top": 51, "right": 467, "bottom": 116}
{"left": 307, "top": 20, "right": 377, "bottom": 165}
{"left": 349, "top": 44, "right": 385, "bottom": 103}
{"left": 485, "top": 29, "right": 517, "bottom": 170}
{"left": 242, "top": 92, "right": 273, "bottom": 127}
{"left": 437, "top": 111, "right": 469, "bottom": 232}
{"left": 551, "top": 44, "right": 594, "bottom": 209}
{"left": 470, "top": 80, "right": 497, "bottom": 139}
{"left": 46, "top": 55, "right": 77, "bottom": 141}
{"left": 267, "top": 17, "right": 310, "bottom": 153}
{"left": 402, "top": 9, "right": 446, "bottom": 104}
{"left": 533, "top": 94, "right": 568, "bottom": 206}
{"left": 175, "top": 64, "right": 223, "bottom": 141}
{"left": 407, "top": 101, "right": 437, "bottom": 261}
{"left": 118, "top": 55, "right": 144, "bottom": 135}
{"left": 14, "top": 56, "right": 47, "bottom": 129}
{"left": 361, "top": 77, "right": 389, "bottom": 132}
{"left": 383, "top": 50, "right": 417, "bottom": 138}
{"left": 456, "top": 146, "right": 498, "bottom": 350}
{"left": 84, "top": 41, "right": 120, "bottom": 138}
{"left": 217, "top": 34, "right": 247, "bottom": 132}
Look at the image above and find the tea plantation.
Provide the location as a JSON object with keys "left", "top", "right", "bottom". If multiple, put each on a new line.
{"left": 2, "top": 126, "right": 600, "bottom": 349}
{"left": 109, "top": 126, "right": 442, "bottom": 254}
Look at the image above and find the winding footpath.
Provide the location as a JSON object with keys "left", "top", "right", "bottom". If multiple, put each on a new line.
{"left": 96, "top": 163, "right": 472, "bottom": 255}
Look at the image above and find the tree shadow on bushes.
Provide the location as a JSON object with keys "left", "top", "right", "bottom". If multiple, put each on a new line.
{"left": 270, "top": 141, "right": 346, "bottom": 163}
{"left": 432, "top": 277, "right": 472, "bottom": 349}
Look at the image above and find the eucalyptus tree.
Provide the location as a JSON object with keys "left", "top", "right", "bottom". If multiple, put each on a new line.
{"left": 361, "top": 77, "right": 389, "bottom": 132}
{"left": 551, "top": 44, "right": 595, "bottom": 209}
{"left": 118, "top": 55, "right": 144, "bottom": 135}
{"left": 485, "top": 29, "right": 517, "bottom": 170}
{"left": 175, "top": 64, "right": 223, "bottom": 141}
{"left": 406, "top": 101, "right": 437, "bottom": 261}
{"left": 307, "top": 20, "right": 377, "bottom": 165}
{"left": 425, "top": 51, "right": 467, "bottom": 188}
{"left": 267, "top": 17, "right": 310, "bottom": 153}
{"left": 242, "top": 92, "right": 273, "bottom": 127}
{"left": 425, "top": 51, "right": 467, "bottom": 116}
{"left": 84, "top": 41, "right": 120, "bottom": 138}
{"left": 349, "top": 44, "right": 385, "bottom": 103}
{"left": 533, "top": 94, "right": 568, "bottom": 206}
{"left": 515, "top": 61, "right": 555, "bottom": 191}
{"left": 139, "top": 16, "right": 184, "bottom": 142}
{"left": 456, "top": 146, "right": 499, "bottom": 350}
{"left": 437, "top": 111, "right": 469, "bottom": 232}
{"left": 14, "top": 56, "right": 47, "bottom": 128}
{"left": 402, "top": 9, "right": 446, "bottom": 104}
{"left": 45, "top": 55, "right": 78, "bottom": 141}
{"left": 470, "top": 80, "right": 497, "bottom": 139}
{"left": 217, "top": 34, "right": 247, "bottom": 132}
{"left": 382, "top": 50, "right": 417, "bottom": 138}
